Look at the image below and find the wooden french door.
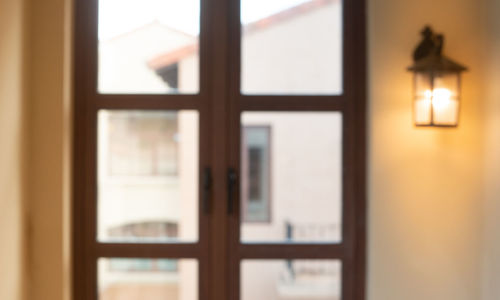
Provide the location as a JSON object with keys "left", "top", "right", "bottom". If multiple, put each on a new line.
{"left": 73, "top": 0, "right": 366, "bottom": 299}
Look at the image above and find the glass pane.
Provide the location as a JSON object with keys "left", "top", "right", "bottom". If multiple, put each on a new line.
{"left": 98, "top": 0, "right": 200, "bottom": 94}
{"left": 241, "top": 260, "right": 342, "bottom": 300}
{"left": 414, "top": 73, "right": 432, "bottom": 125}
{"left": 98, "top": 110, "right": 199, "bottom": 243}
{"left": 241, "top": 126, "right": 271, "bottom": 222}
{"left": 414, "top": 72, "right": 460, "bottom": 126}
{"left": 98, "top": 258, "right": 198, "bottom": 300}
{"left": 241, "top": 112, "right": 342, "bottom": 243}
{"left": 241, "top": 0, "right": 343, "bottom": 95}
{"left": 432, "top": 73, "right": 460, "bottom": 126}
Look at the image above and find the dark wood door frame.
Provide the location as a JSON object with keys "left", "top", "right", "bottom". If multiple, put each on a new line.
{"left": 73, "top": 0, "right": 213, "bottom": 298}
{"left": 73, "top": 0, "right": 367, "bottom": 298}
{"left": 226, "top": 0, "right": 367, "bottom": 299}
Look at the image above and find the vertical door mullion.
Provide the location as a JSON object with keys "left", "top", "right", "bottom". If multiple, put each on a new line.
{"left": 227, "top": 0, "right": 242, "bottom": 296}
{"left": 207, "top": 0, "right": 231, "bottom": 298}
{"left": 87, "top": 0, "right": 100, "bottom": 297}
{"left": 199, "top": 0, "right": 212, "bottom": 297}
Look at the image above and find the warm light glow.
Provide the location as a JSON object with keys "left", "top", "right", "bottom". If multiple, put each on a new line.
{"left": 424, "top": 90, "right": 432, "bottom": 99}
{"left": 423, "top": 88, "right": 452, "bottom": 110}
{"left": 431, "top": 88, "right": 452, "bottom": 110}
{"left": 415, "top": 87, "right": 458, "bottom": 126}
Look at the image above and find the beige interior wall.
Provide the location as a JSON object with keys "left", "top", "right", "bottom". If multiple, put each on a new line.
{"left": 481, "top": 0, "right": 500, "bottom": 298}
{"left": 26, "top": 0, "right": 73, "bottom": 299}
{"left": 368, "top": 0, "right": 486, "bottom": 299}
{"left": 0, "top": 0, "right": 28, "bottom": 299}
{"left": 7, "top": 0, "right": 500, "bottom": 299}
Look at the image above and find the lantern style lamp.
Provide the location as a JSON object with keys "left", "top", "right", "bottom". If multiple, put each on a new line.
{"left": 408, "top": 26, "right": 468, "bottom": 127}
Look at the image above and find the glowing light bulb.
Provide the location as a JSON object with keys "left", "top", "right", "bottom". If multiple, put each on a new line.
{"left": 421, "top": 88, "right": 452, "bottom": 110}
{"left": 432, "top": 88, "right": 452, "bottom": 110}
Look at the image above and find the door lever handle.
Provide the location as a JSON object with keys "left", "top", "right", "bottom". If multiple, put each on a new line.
{"left": 227, "top": 168, "right": 238, "bottom": 214}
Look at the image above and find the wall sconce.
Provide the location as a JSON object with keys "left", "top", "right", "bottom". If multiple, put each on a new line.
{"left": 408, "top": 26, "right": 468, "bottom": 127}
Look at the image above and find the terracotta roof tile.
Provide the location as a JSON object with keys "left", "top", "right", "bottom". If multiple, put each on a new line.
{"left": 244, "top": 0, "right": 337, "bottom": 34}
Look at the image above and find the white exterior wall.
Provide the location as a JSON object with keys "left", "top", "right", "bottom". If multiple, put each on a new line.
{"left": 241, "top": 112, "right": 343, "bottom": 242}
{"left": 179, "top": 55, "right": 200, "bottom": 93}
{"left": 242, "top": 260, "right": 341, "bottom": 300}
{"left": 241, "top": 113, "right": 342, "bottom": 300}
{"left": 99, "top": 22, "right": 197, "bottom": 94}
{"left": 97, "top": 111, "right": 199, "bottom": 300}
{"left": 96, "top": 110, "right": 199, "bottom": 241}
{"left": 241, "top": 1, "right": 342, "bottom": 94}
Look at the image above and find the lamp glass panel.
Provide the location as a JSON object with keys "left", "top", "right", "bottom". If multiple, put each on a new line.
{"left": 414, "top": 72, "right": 432, "bottom": 125}
{"left": 432, "top": 73, "right": 460, "bottom": 126}
{"left": 413, "top": 72, "right": 460, "bottom": 126}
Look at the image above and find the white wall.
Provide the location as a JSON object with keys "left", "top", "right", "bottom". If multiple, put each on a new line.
{"left": 368, "top": 0, "right": 486, "bottom": 299}
{"left": 481, "top": 0, "right": 500, "bottom": 298}
{"left": 0, "top": 0, "right": 28, "bottom": 299}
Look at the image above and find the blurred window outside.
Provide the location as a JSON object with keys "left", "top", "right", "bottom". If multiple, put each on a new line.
{"left": 97, "top": 0, "right": 344, "bottom": 299}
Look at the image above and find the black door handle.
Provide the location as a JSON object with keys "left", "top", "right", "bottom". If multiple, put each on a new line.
{"left": 227, "top": 168, "right": 238, "bottom": 214}
{"left": 202, "top": 167, "right": 212, "bottom": 214}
